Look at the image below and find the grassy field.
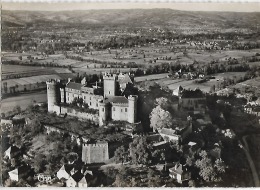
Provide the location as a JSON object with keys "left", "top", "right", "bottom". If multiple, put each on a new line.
{"left": 30, "top": 134, "right": 55, "bottom": 155}
{"left": 1, "top": 91, "right": 47, "bottom": 113}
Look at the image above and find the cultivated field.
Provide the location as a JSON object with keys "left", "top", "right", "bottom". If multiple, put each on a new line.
{"left": 136, "top": 72, "right": 247, "bottom": 93}
{"left": 1, "top": 91, "right": 47, "bottom": 113}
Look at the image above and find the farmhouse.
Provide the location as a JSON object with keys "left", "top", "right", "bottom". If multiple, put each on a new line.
{"left": 46, "top": 72, "right": 138, "bottom": 126}
{"left": 169, "top": 163, "right": 191, "bottom": 184}
{"left": 178, "top": 89, "right": 207, "bottom": 114}
{"left": 158, "top": 122, "right": 192, "bottom": 143}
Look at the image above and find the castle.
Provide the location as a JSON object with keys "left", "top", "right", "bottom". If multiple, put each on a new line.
{"left": 46, "top": 72, "right": 138, "bottom": 126}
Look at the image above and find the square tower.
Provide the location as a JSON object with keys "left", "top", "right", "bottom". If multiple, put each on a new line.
{"left": 103, "top": 73, "right": 118, "bottom": 97}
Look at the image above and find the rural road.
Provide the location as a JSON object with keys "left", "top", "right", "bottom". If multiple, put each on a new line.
{"left": 241, "top": 136, "right": 260, "bottom": 187}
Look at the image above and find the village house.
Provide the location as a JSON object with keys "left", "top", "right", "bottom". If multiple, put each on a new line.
{"left": 4, "top": 146, "right": 21, "bottom": 160}
{"left": 178, "top": 89, "right": 207, "bottom": 114}
{"left": 158, "top": 121, "right": 192, "bottom": 143}
{"left": 169, "top": 163, "right": 191, "bottom": 184}
{"left": 66, "top": 170, "right": 94, "bottom": 187}
{"left": 8, "top": 165, "right": 31, "bottom": 182}
{"left": 66, "top": 171, "right": 84, "bottom": 187}
{"left": 57, "top": 164, "right": 74, "bottom": 180}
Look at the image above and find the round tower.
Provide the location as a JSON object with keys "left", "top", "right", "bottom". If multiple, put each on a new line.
{"left": 128, "top": 95, "right": 138, "bottom": 123}
{"left": 46, "top": 80, "right": 58, "bottom": 112}
{"left": 98, "top": 99, "right": 108, "bottom": 126}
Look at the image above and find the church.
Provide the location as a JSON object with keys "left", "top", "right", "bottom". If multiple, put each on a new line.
{"left": 46, "top": 72, "right": 138, "bottom": 126}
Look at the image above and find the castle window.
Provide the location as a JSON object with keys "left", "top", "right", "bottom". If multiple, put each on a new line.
{"left": 96, "top": 103, "right": 98, "bottom": 107}
{"left": 109, "top": 91, "right": 111, "bottom": 94}
{"left": 113, "top": 107, "right": 115, "bottom": 111}
{"left": 125, "top": 108, "right": 127, "bottom": 112}
{"left": 102, "top": 108, "right": 104, "bottom": 112}
{"left": 90, "top": 97, "right": 91, "bottom": 100}
{"left": 90, "top": 102, "right": 92, "bottom": 106}
{"left": 121, "top": 109, "right": 123, "bottom": 112}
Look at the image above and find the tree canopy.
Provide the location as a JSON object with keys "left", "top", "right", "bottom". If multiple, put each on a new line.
{"left": 150, "top": 105, "right": 172, "bottom": 132}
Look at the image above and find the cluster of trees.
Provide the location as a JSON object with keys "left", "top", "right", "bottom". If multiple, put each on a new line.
{"left": 195, "top": 151, "right": 225, "bottom": 182}
{"left": 3, "top": 60, "right": 68, "bottom": 69}
{"left": 73, "top": 73, "right": 101, "bottom": 84}
{"left": 61, "top": 97, "right": 98, "bottom": 114}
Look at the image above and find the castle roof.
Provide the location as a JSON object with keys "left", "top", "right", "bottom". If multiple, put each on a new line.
{"left": 66, "top": 82, "right": 82, "bottom": 90}
{"left": 106, "top": 96, "right": 128, "bottom": 104}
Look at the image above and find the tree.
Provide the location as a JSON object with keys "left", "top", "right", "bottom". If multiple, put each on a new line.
{"left": 113, "top": 166, "right": 129, "bottom": 187}
{"left": 13, "top": 105, "right": 21, "bottom": 114}
{"left": 186, "top": 155, "right": 194, "bottom": 166}
{"left": 32, "top": 154, "right": 46, "bottom": 173}
{"left": 155, "top": 97, "right": 168, "bottom": 108}
{"left": 214, "top": 158, "right": 225, "bottom": 174}
{"left": 195, "top": 150, "right": 223, "bottom": 182}
{"left": 129, "top": 137, "right": 152, "bottom": 165}
{"left": 148, "top": 168, "right": 161, "bottom": 187}
{"left": 150, "top": 105, "right": 172, "bottom": 132}
{"left": 114, "top": 146, "right": 129, "bottom": 164}
{"left": 131, "top": 177, "right": 138, "bottom": 187}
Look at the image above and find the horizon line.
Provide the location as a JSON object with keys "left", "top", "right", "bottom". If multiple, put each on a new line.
{"left": 2, "top": 2, "right": 260, "bottom": 12}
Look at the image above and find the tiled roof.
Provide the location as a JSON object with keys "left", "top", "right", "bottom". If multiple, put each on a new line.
{"left": 5, "top": 146, "right": 20, "bottom": 155}
{"left": 160, "top": 128, "right": 178, "bottom": 136}
{"left": 105, "top": 96, "right": 128, "bottom": 104}
{"left": 118, "top": 74, "right": 133, "bottom": 85}
{"left": 63, "top": 164, "right": 74, "bottom": 173}
{"left": 66, "top": 82, "right": 82, "bottom": 90}
{"left": 169, "top": 163, "right": 183, "bottom": 175}
{"left": 71, "top": 171, "right": 84, "bottom": 182}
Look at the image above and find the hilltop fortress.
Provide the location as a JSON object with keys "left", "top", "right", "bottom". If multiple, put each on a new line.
{"left": 46, "top": 73, "right": 138, "bottom": 126}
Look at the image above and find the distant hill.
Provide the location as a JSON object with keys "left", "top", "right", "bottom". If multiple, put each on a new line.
{"left": 2, "top": 9, "right": 260, "bottom": 30}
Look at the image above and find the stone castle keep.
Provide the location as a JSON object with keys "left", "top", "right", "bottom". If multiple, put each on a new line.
{"left": 46, "top": 73, "right": 138, "bottom": 126}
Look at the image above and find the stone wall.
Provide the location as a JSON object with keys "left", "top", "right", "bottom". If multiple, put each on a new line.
{"left": 53, "top": 105, "right": 99, "bottom": 124}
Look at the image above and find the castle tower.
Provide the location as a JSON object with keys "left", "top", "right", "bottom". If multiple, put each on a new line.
{"left": 82, "top": 142, "right": 109, "bottom": 164}
{"left": 98, "top": 100, "right": 108, "bottom": 126}
{"left": 128, "top": 95, "right": 138, "bottom": 123}
{"left": 103, "top": 73, "right": 117, "bottom": 97}
{"left": 46, "top": 80, "right": 58, "bottom": 112}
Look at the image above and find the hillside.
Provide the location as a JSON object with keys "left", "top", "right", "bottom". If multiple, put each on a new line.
{"left": 2, "top": 9, "right": 260, "bottom": 30}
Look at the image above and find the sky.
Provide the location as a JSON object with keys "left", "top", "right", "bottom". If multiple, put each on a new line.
{"left": 1, "top": 2, "right": 260, "bottom": 12}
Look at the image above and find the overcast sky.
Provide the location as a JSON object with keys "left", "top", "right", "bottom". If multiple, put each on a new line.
{"left": 2, "top": 2, "right": 260, "bottom": 12}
